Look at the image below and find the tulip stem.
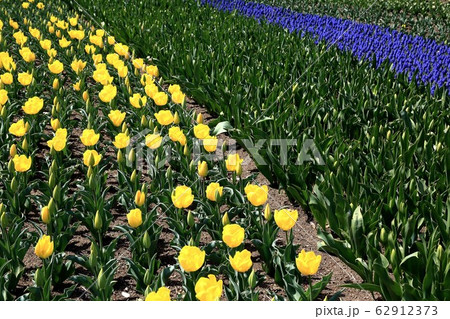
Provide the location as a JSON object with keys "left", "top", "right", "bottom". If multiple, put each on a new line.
{"left": 308, "top": 275, "right": 313, "bottom": 301}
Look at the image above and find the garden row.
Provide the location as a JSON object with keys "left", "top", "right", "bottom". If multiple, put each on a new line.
{"left": 259, "top": 0, "right": 450, "bottom": 43}
{"left": 67, "top": 0, "right": 450, "bottom": 300}
{"left": 0, "top": 0, "right": 332, "bottom": 301}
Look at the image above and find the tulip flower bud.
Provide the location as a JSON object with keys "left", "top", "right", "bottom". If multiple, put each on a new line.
{"left": 248, "top": 269, "right": 257, "bottom": 289}
{"left": 174, "top": 112, "right": 180, "bottom": 125}
{"left": 390, "top": 249, "right": 397, "bottom": 266}
{"left": 48, "top": 197, "right": 56, "bottom": 215}
{"left": 183, "top": 144, "right": 190, "bottom": 157}
{"left": 10, "top": 177, "right": 18, "bottom": 192}
{"left": 399, "top": 202, "right": 405, "bottom": 214}
{"left": 97, "top": 268, "right": 107, "bottom": 290}
{"left": 436, "top": 245, "right": 443, "bottom": 261}
{"left": 154, "top": 155, "right": 160, "bottom": 168}
{"left": 264, "top": 204, "right": 272, "bottom": 221}
{"left": 188, "top": 237, "right": 195, "bottom": 246}
{"left": 222, "top": 212, "right": 230, "bottom": 226}
{"left": 140, "top": 115, "right": 148, "bottom": 127}
{"left": 52, "top": 185, "right": 61, "bottom": 203}
{"left": 196, "top": 113, "right": 203, "bottom": 124}
{"left": 165, "top": 167, "right": 172, "bottom": 181}
{"left": 121, "top": 122, "right": 127, "bottom": 133}
{"left": 34, "top": 268, "right": 45, "bottom": 287}
{"left": 1, "top": 106, "right": 7, "bottom": 118}
{"left": 0, "top": 211, "right": 8, "bottom": 228}
{"left": 235, "top": 160, "right": 243, "bottom": 177}
{"left": 189, "top": 160, "right": 194, "bottom": 173}
{"left": 82, "top": 90, "right": 89, "bottom": 102}
{"left": 9, "top": 144, "right": 17, "bottom": 158}
{"left": 197, "top": 161, "right": 208, "bottom": 177}
{"left": 187, "top": 210, "right": 195, "bottom": 227}
{"left": 142, "top": 231, "right": 151, "bottom": 249}
{"left": 52, "top": 78, "right": 59, "bottom": 90}
{"left": 94, "top": 210, "right": 102, "bottom": 230}
{"left": 89, "top": 243, "right": 98, "bottom": 268}
{"left": 143, "top": 269, "right": 152, "bottom": 286}
{"left": 0, "top": 203, "right": 4, "bottom": 214}
{"left": 380, "top": 227, "right": 388, "bottom": 245}
{"left": 387, "top": 231, "right": 395, "bottom": 248}
{"left": 148, "top": 119, "right": 154, "bottom": 130}
{"left": 8, "top": 160, "right": 14, "bottom": 174}
{"left": 128, "top": 148, "right": 136, "bottom": 163}
{"left": 388, "top": 198, "right": 395, "bottom": 210}
{"left": 130, "top": 169, "right": 137, "bottom": 183}
{"left": 41, "top": 206, "right": 51, "bottom": 224}
{"left": 21, "top": 137, "right": 28, "bottom": 152}
{"left": 117, "top": 149, "right": 124, "bottom": 163}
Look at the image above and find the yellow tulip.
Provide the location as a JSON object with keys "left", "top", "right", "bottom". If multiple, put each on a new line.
{"left": 41, "top": 206, "right": 51, "bottom": 224}
{"left": 222, "top": 224, "right": 245, "bottom": 248}
{"left": 35, "top": 235, "right": 54, "bottom": 259}
{"left": 129, "top": 93, "right": 147, "bottom": 108}
{"left": 127, "top": 208, "right": 143, "bottom": 228}
{"left": 244, "top": 184, "right": 268, "bottom": 206}
{"left": 108, "top": 36, "right": 116, "bottom": 45}
{"left": 197, "top": 161, "right": 208, "bottom": 177}
{"left": 99, "top": 84, "right": 117, "bottom": 103}
{"left": 12, "top": 154, "right": 32, "bottom": 172}
{"left": 71, "top": 58, "right": 87, "bottom": 74}
{"left": 9, "top": 119, "right": 28, "bottom": 137}
{"left": 146, "top": 65, "right": 159, "bottom": 77}
{"left": 0, "top": 73, "right": 13, "bottom": 85}
{"left": 168, "top": 126, "right": 184, "bottom": 143}
{"left": 93, "top": 67, "right": 113, "bottom": 85}
{"left": 145, "top": 287, "right": 171, "bottom": 301}
{"left": 59, "top": 37, "right": 72, "bottom": 48}
{"left": 203, "top": 136, "right": 218, "bottom": 153}
{"left": 22, "top": 96, "right": 44, "bottom": 115}
{"left": 225, "top": 153, "right": 243, "bottom": 172}
{"left": 108, "top": 110, "right": 126, "bottom": 127}
{"left": 230, "top": 249, "right": 253, "bottom": 273}
{"left": 195, "top": 275, "right": 223, "bottom": 301}
{"left": 132, "top": 58, "right": 145, "bottom": 70}
{"left": 68, "top": 30, "right": 85, "bottom": 40}
{"left": 19, "top": 47, "right": 36, "bottom": 62}
{"left": 40, "top": 39, "right": 52, "bottom": 50}
{"left": 295, "top": 250, "right": 322, "bottom": 276}
{"left": 168, "top": 84, "right": 181, "bottom": 94}
{"left": 80, "top": 129, "right": 100, "bottom": 146}
{"left": 172, "top": 91, "right": 185, "bottom": 104}
{"left": 154, "top": 110, "right": 174, "bottom": 126}
{"left": 153, "top": 92, "right": 168, "bottom": 106}
{"left": 48, "top": 60, "right": 64, "bottom": 74}
{"left": 274, "top": 209, "right": 298, "bottom": 231}
{"left": 134, "top": 190, "right": 145, "bottom": 207}
{"left": 17, "top": 72, "right": 33, "bottom": 86}
{"left": 205, "top": 182, "right": 223, "bottom": 202}
{"left": 145, "top": 134, "right": 162, "bottom": 149}
{"left": 112, "top": 133, "right": 130, "bottom": 149}
{"left": 83, "top": 150, "right": 102, "bottom": 167}
{"left": 51, "top": 118, "right": 60, "bottom": 131}
{"left": 144, "top": 83, "right": 158, "bottom": 98}
{"left": 47, "top": 128, "right": 67, "bottom": 152}
{"left": 178, "top": 246, "right": 205, "bottom": 272}
{"left": 171, "top": 185, "right": 194, "bottom": 209}
{"left": 0, "top": 89, "right": 8, "bottom": 105}
{"left": 193, "top": 124, "right": 210, "bottom": 140}
{"left": 114, "top": 43, "right": 130, "bottom": 58}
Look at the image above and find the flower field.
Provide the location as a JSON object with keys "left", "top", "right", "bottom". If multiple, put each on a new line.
{"left": 0, "top": 0, "right": 449, "bottom": 302}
